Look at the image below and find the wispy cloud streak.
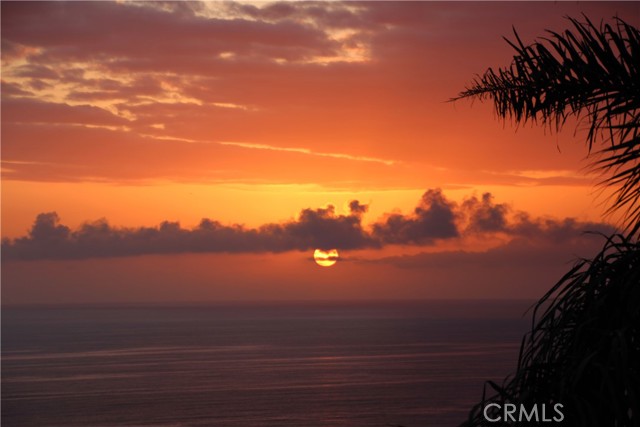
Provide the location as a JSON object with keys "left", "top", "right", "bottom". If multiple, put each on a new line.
{"left": 217, "top": 141, "right": 396, "bottom": 165}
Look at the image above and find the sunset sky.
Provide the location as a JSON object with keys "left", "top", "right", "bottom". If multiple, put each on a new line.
{"left": 2, "top": 1, "right": 638, "bottom": 304}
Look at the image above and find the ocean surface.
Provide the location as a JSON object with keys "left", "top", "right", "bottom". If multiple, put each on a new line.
{"left": 2, "top": 300, "right": 533, "bottom": 427}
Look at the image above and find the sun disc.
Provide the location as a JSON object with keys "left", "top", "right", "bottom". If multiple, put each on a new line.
{"left": 313, "top": 249, "right": 339, "bottom": 267}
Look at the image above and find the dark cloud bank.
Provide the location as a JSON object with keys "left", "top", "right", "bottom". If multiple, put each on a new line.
{"left": 2, "top": 189, "right": 614, "bottom": 261}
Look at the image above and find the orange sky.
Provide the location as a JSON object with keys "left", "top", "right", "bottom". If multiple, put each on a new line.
{"left": 2, "top": 1, "right": 638, "bottom": 304}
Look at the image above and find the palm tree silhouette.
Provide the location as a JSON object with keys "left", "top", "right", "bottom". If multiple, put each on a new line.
{"left": 455, "top": 16, "right": 640, "bottom": 427}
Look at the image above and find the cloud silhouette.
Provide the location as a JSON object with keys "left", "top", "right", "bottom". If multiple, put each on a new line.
{"left": 2, "top": 189, "right": 616, "bottom": 261}
{"left": 2, "top": 203, "right": 377, "bottom": 260}
{"left": 372, "top": 189, "right": 459, "bottom": 244}
{"left": 461, "top": 192, "right": 510, "bottom": 233}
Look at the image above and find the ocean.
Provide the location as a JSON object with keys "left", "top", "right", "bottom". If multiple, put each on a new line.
{"left": 2, "top": 300, "right": 533, "bottom": 427}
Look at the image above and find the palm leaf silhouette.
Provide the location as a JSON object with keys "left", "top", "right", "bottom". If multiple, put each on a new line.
{"left": 455, "top": 16, "right": 640, "bottom": 238}
{"left": 455, "top": 16, "right": 640, "bottom": 427}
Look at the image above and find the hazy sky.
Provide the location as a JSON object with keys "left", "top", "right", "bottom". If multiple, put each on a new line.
{"left": 2, "top": 1, "right": 638, "bottom": 303}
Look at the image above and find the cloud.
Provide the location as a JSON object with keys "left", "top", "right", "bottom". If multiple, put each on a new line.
{"left": 372, "top": 189, "right": 459, "bottom": 244}
{"left": 362, "top": 233, "right": 612, "bottom": 298}
{"left": 1, "top": 121, "right": 408, "bottom": 185}
{"left": 2, "top": 203, "right": 377, "bottom": 260}
{"left": 1, "top": 80, "right": 33, "bottom": 97}
{"left": 348, "top": 200, "right": 368, "bottom": 217}
{"left": 507, "top": 214, "right": 614, "bottom": 244}
{"left": 461, "top": 192, "right": 510, "bottom": 233}
{"left": 2, "top": 98, "right": 128, "bottom": 127}
{"left": 224, "top": 2, "right": 367, "bottom": 31}
{"left": 1, "top": 2, "right": 341, "bottom": 70}
{"left": 3, "top": 2, "right": 635, "bottom": 187}
{"left": 1, "top": 189, "right": 616, "bottom": 261}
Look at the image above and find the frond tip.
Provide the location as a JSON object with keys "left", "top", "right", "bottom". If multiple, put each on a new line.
{"left": 460, "top": 235, "right": 640, "bottom": 427}
{"left": 454, "top": 16, "right": 640, "bottom": 238}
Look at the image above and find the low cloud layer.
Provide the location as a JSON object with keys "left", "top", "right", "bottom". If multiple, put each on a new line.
{"left": 2, "top": 189, "right": 615, "bottom": 261}
{"left": 372, "top": 189, "right": 459, "bottom": 244}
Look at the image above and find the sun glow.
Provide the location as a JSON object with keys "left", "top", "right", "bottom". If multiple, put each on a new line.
{"left": 313, "top": 249, "right": 339, "bottom": 267}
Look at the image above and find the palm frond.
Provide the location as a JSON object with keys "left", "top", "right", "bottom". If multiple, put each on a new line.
{"left": 461, "top": 235, "right": 640, "bottom": 427}
{"left": 454, "top": 16, "right": 640, "bottom": 238}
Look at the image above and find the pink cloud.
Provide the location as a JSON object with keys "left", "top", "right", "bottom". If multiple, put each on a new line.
{"left": 2, "top": 2, "right": 637, "bottom": 186}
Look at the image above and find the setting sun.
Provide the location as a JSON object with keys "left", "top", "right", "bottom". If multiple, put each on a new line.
{"left": 313, "top": 249, "right": 339, "bottom": 267}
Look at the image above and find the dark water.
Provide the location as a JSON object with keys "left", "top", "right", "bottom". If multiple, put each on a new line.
{"left": 2, "top": 300, "right": 533, "bottom": 427}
